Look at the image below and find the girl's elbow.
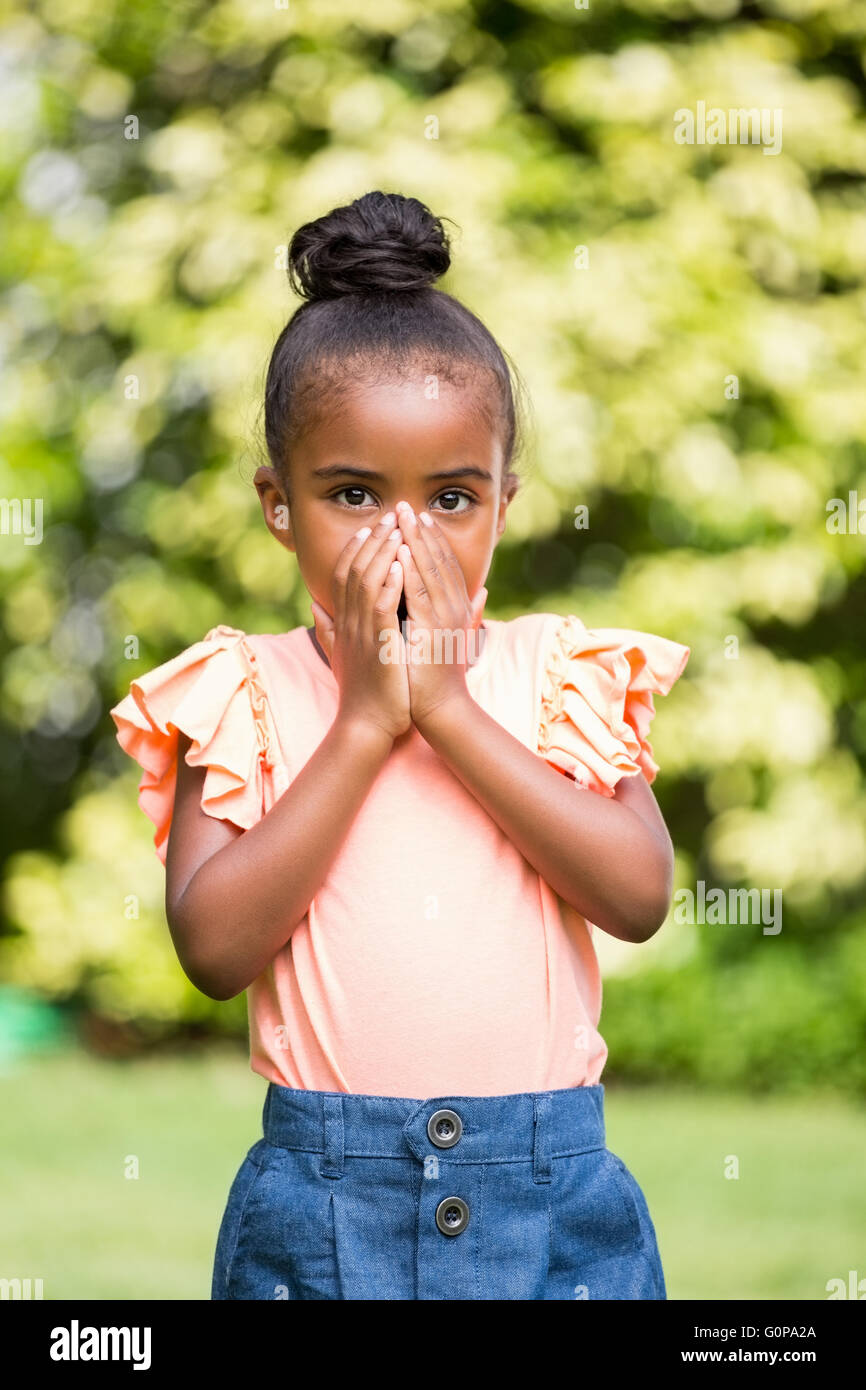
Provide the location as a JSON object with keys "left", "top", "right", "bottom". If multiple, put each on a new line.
{"left": 632, "top": 899, "right": 669, "bottom": 944}
{"left": 633, "top": 855, "right": 674, "bottom": 942}
{"left": 185, "top": 943, "right": 249, "bottom": 1000}
{"left": 192, "top": 969, "right": 240, "bottom": 1002}
{"left": 588, "top": 887, "right": 670, "bottom": 944}
{"left": 611, "top": 843, "right": 673, "bottom": 942}
{"left": 174, "top": 934, "right": 243, "bottom": 1001}
{"left": 178, "top": 954, "right": 230, "bottom": 1001}
{"left": 168, "top": 901, "right": 240, "bottom": 1000}
{"left": 609, "top": 902, "right": 666, "bottom": 944}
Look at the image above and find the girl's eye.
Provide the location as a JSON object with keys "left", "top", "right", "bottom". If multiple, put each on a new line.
{"left": 332, "top": 487, "right": 375, "bottom": 508}
{"left": 431, "top": 491, "right": 474, "bottom": 514}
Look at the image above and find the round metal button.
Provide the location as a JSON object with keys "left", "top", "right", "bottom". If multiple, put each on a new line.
{"left": 435, "top": 1196, "right": 470, "bottom": 1236}
{"left": 427, "top": 1109, "right": 463, "bottom": 1149}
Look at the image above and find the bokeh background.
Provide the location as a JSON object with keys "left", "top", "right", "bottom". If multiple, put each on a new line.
{"left": 1, "top": 0, "right": 865, "bottom": 1299}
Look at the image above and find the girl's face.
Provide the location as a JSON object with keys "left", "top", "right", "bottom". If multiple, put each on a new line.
{"left": 255, "top": 377, "right": 518, "bottom": 622}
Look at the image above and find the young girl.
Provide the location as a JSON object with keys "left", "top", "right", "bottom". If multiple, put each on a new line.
{"left": 110, "top": 190, "right": 689, "bottom": 1302}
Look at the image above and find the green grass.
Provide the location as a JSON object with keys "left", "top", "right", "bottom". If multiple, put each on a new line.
{"left": 1, "top": 1045, "right": 863, "bottom": 1300}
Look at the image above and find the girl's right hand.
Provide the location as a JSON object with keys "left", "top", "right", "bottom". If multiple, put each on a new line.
{"left": 310, "top": 511, "right": 411, "bottom": 741}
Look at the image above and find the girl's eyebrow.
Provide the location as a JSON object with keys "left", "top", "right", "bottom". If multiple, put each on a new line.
{"left": 311, "top": 463, "right": 494, "bottom": 483}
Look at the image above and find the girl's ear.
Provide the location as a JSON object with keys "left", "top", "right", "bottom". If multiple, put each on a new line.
{"left": 254, "top": 466, "right": 295, "bottom": 552}
{"left": 496, "top": 476, "right": 519, "bottom": 536}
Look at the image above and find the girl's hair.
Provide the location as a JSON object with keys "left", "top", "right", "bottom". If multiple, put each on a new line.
{"left": 262, "top": 190, "right": 529, "bottom": 498}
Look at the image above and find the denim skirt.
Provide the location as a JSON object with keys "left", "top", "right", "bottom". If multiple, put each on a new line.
{"left": 211, "top": 1081, "right": 666, "bottom": 1301}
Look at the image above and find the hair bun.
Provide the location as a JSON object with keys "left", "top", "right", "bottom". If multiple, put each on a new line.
{"left": 287, "top": 191, "right": 452, "bottom": 301}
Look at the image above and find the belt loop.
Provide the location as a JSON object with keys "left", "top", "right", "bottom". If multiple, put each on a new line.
{"left": 320, "top": 1094, "right": 345, "bottom": 1179}
{"left": 532, "top": 1094, "right": 552, "bottom": 1184}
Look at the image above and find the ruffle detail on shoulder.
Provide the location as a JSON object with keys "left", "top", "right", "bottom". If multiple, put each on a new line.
{"left": 109, "top": 625, "right": 279, "bottom": 864}
{"left": 538, "top": 615, "right": 689, "bottom": 796}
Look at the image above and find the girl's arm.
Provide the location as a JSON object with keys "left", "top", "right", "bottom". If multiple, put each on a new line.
{"left": 165, "top": 716, "right": 393, "bottom": 1000}
{"left": 417, "top": 694, "right": 674, "bottom": 943}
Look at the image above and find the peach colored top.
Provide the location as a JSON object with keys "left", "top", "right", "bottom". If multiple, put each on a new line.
{"left": 110, "top": 613, "right": 688, "bottom": 1098}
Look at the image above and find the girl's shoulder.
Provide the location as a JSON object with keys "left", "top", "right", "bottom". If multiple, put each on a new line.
{"left": 491, "top": 608, "right": 689, "bottom": 683}
{"left": 108, "top": 623, "right": 305, "bottom": 865}
{"left": 109, "top": 622, "right": 317, "bottom": 697}
{"left": 514, "top": 609, "right": 690, "bottom": 798}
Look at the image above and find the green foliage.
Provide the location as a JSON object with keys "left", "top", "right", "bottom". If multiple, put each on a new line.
{"left": 604, "top": 923, "right": 866, "bottom": 1096}
{"left": 1, "top": 0, "right": 865, "bottom": 1083}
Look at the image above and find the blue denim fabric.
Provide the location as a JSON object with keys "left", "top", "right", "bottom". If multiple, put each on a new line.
{"left": 211, "top": 1081, "right": 666, "bottom": 1300}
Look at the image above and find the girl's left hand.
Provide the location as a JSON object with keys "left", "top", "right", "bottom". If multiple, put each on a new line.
{"left": 395, "top": 503, "right": 488, "bottom": 727}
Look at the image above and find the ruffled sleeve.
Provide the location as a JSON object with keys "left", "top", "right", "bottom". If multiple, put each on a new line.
{"left": 109, "top": 624, "right": 279, "bottom": 865}
{"left": 538, "top": 614, "right": 689, "bottom": 797}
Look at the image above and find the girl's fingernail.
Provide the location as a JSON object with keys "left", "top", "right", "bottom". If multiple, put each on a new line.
{"left": 389, "top": 560, "right": 401, "bottom": 573}
{"left": 419, "top": 511, "right": 433, "bottom": 527}
{"left": 355, "top": 526, "right": 371, "bottom": 540}
{"left": 381, "top": 511, "right": 395, "bottom": 527}
{"left": 389, "top": 527, "right": 401, "bottom": 540}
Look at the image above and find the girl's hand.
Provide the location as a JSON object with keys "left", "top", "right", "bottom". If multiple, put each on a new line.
{"left": 311, "top": 512, "right": 411, "bottom": 741}
{"left": 394, "top": 503, "right": 488, "bottom": 728}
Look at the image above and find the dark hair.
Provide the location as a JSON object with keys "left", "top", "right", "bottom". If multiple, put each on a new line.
{"left": 262, "top": 191, "right": 529, "bottom": 498}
